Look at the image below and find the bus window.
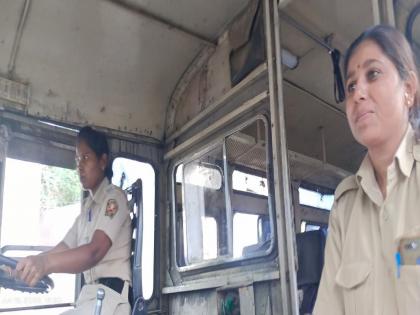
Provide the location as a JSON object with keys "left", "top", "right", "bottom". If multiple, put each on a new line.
{"left": 298, "top": 187, "right": 334, "bottom": 211}
{"left": 233, "top": 212, "right": 259, "bottom": 258}
{"left": 232, "top": 170, "right": 268, "bottom": 196}
{"left": 175, "top": 146, "right": 226, "bottom": 265}
{"left": 202, "top": 216, "right": 218, "bottom": 260}
{"left": 300, "top": 220, "right": 322, "bottom": 233}
{"left": 112, "top": 157, "right": 155, "bottom": 301}
{"left": 0, "top": 158, "right": 79, "bottom": 312}
{"left": 174, "top": 117, "right": 273, "bottom": 268}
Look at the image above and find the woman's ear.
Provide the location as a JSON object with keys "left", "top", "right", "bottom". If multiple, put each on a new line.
{"left": 405, "top": 70, "right": 419, "bottom": 108}
{"left": 99, "top": 153, "right": 108, "bottom": 172}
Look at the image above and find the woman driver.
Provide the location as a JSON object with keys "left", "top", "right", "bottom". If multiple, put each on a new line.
{"left": 16, "top": 126, "right": 132, "bottom": 315}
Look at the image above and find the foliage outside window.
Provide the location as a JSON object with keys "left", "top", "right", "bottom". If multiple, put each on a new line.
{"left": 40, "top": 166, "right": 81, "bottom": 212}
{"left": 174, "top": 118, "right": 273, "bottom": 268}
{"left": 0, "top": 158, "right": 80, "bottom": 310}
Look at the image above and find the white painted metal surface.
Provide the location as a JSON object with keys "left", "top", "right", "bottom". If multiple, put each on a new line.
{"left": 0, "top": 0, "right": 250, "bottom": 140}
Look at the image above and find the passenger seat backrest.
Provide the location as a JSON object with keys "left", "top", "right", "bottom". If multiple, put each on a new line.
{"left": 296, "top": 229, "right": 327, "bottom": 315}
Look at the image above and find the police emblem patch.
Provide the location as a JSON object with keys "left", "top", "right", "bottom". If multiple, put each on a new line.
{"left": 105, "top": 199, "right": 118, "bottom": 218}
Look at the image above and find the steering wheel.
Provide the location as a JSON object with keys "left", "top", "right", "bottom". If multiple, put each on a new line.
{"left": 0, "top": 254, "right": 54, "bottom": 293}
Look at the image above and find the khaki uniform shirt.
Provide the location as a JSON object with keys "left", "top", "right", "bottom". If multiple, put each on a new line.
{"left": 63, "top": 178, "right": 132, "bottom": 285}
{"left": 314, "top": 127, "right": 420, "bottom": 315}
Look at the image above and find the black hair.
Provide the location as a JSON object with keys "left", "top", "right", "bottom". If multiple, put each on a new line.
{"left": 77, "top": 126, "right": 113, "bottom": 181}
{"left": 343, "top": 25, "right": 419, "bottom": 119}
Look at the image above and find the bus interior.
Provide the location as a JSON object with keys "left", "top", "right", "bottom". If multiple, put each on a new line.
{"left": 0, "top": 0, "right": 419, "bottom": 314}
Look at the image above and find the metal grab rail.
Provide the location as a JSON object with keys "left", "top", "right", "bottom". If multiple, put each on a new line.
{"left": 0, "top": 245, "right": 53, "bottom": 257}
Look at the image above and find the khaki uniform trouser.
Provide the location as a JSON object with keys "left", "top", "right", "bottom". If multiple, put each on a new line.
{"left": 60, "top": 281, "right": 131, "bottom": 315}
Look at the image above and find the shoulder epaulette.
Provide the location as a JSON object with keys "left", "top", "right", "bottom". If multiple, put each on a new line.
{"left": 334, "top": 175, "right": 358, "bottom": 201}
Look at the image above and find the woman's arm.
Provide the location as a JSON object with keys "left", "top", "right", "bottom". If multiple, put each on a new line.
{"left": 16, "top": 230, "right": 111, "bottom": 287}
{"left": 39, "top": 241, "right": 69, "bottom": 256}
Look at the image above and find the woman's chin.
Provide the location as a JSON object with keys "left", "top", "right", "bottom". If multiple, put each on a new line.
{"left": 357, "top": 133, "right": 385, "bottom": 149}
{"left": 81, "top": 182, "right": 91, "bottom": 190}
{"left": 353, "top": 125, "right": 380, "bottom": 147}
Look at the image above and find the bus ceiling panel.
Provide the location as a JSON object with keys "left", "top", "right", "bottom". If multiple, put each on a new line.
{"left": 288, "top": 150, "right": 350, "bottom": 190}
{"left": 0, "top": 0, "right": 24, "bottom": 76}
{"left": 1, "top": 0, "right": 204, "bottom": 141}
{"left": 283, "top": 46, "right": 339, "bottom": 108}
{"left": 280, "top": 0, "right": 376, "bottom": 52}
{"left": 111, "top": 0, "right": 252, "bottom": 41}
{"left": 283, "top": 84, "right": 365, "bottom": 174}
{"left": 279, "top": 0, "right": 377, "bottom": 105}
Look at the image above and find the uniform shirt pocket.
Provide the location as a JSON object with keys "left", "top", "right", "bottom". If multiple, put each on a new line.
{"left": 335, "top": 262, "right": 372, "bottom": 315}
{"left": 396, "top": 265, "right": 420, "bottom": 315}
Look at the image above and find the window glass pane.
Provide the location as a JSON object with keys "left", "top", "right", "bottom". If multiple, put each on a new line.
{"left": 184, "top": 162, "right": 222, "bottom": 189}
{"left": 226, "top": 119, "right": 272, "bottom": 259}
{"left": 0, "top": 158, "right": 80, "bottom": 309}
{"left": 176, "top": 146, "right": 226, "bottom": 265}
{"left": 232, "top": 171, "right": 267, "bottom": 196}
{"left": 202, "top": 217, "right": 218, "bottom": 260}
{"left": 112, "top": 158, "right": 155, "bottom": 301}
{"left": 298, "top": 187, "right": 334, "bottom": 210}
{"left": 174, "top": 118, "right": 273, "bottom": 267}
{"left": 233, "top": 213, "right": 259, "bottom": 257}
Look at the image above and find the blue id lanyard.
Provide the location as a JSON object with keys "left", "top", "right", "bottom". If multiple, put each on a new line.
{"left": 395, "top": 252, "right": 401, "bottom": 278}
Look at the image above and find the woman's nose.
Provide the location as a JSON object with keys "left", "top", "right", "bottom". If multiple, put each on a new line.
{"left": 77, "top": 162, "right": 83, "bottom": 171}
{"left": 354, "top": 81, "right": 367, "bottom": 101}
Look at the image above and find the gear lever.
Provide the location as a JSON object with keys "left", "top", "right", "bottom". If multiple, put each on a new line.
{"left": 94, "top": 288, "right": 105, "bottom": 315}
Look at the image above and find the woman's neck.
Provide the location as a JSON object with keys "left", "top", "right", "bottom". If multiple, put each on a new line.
{"left": 368, "top": 125, "right": 408, "bottom": 198}
{"left": 90, "top": 176, "right": 106, "bottom": 197}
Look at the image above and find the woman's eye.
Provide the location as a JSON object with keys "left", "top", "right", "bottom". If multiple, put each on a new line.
{"left": 347, "top": 82, "right": 356, "bottom": 94}
{"left": 75, "top": 154, "right": 90, "bottom": 164}
{"left": 367, "top": 69, "right": 380, "bottom": 81}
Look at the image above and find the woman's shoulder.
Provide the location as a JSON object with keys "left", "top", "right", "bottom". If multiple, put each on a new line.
{"left": 330, "top": 175, "right": 360, "bottom": 224}
{"left": 334, "top": 175, "right": 359, "bottom": 202}
{"left": 105, "top": 183, "right": 128, "bottom": 200}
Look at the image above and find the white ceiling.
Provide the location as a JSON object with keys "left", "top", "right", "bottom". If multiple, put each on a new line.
{"left": 117, "top": 0, "right": 251, "bottom": 40}
{"left": 0, "top": 0, "right": 250, "bottom": 140}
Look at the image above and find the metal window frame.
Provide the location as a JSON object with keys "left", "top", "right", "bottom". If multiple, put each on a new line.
{"left": 170, "top": 114, "right": 276, "bottom": 273}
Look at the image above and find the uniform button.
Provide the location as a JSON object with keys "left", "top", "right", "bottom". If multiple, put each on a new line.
{"left": 382, "top": 211, "right": 389, "bottom": 221}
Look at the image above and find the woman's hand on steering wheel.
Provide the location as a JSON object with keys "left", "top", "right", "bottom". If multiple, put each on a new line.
{"left": 15, "top": 255, "right": 49, "bottom": 287}
{"left": 0, "top": 254, "right": 54, "bottom": 293}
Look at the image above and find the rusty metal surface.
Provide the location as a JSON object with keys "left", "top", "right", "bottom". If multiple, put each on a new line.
{"left": 169, "top": 290, "right": 218, "bottom": 315}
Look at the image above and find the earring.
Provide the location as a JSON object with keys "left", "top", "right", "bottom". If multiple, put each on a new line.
{"left": 405, "top": 93, "right": 411, "bottom": 106}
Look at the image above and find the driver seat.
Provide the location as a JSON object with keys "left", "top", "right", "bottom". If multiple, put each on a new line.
{"left": 126, "top": 179, "right": 147, "bottom": 315}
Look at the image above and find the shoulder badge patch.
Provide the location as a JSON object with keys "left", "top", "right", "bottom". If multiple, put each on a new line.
{"left": 105, "top": 199, "right": 119, "bottom": 218}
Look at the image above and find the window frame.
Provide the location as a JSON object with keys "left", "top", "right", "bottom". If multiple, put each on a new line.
{"left": 0, "top": 124, "right": 80, "bottom": 312}
{"left": 170, "top": 114, "right": 275, "bottom": 272}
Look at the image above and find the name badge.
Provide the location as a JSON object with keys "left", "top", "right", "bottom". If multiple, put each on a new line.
{"left": 399, "top": 238, "right": 420, "bottom": 265}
